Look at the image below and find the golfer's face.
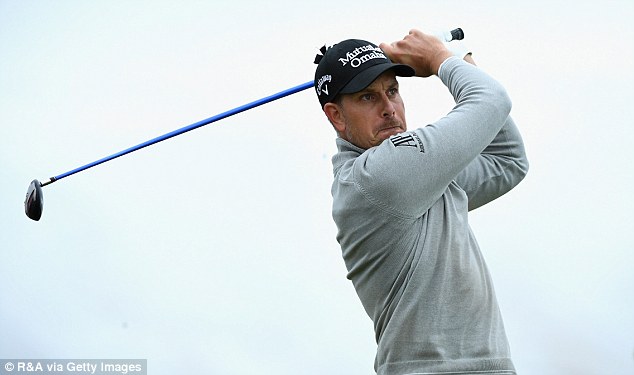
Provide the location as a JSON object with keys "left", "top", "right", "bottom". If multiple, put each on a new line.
{"left": 338, "top": 71, "right": 407, "bottom": 149}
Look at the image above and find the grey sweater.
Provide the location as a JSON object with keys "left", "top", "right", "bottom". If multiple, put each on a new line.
{"left": 331, "top": 57, "right": 528, "bottom": 374}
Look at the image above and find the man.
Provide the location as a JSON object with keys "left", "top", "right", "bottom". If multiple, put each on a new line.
{"left": 313, "top": 29, "right": 528, "bottom": 374}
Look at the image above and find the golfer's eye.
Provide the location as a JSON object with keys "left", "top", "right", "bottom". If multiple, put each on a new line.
{"left": 360, "top": 93, "right": 374, "bottom": 101}
{"left": 388, "top": 87, "right": 398, "bottom": 96}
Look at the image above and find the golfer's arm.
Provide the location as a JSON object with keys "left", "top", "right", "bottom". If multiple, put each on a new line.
{"left": 448, "top": 53, "right": 528, "bottom": 208}
{"left": 356, "top": 57, "right": 513, "bottom": 217}
{"left": 455, "top": 116, "right": 529, "bottom": 210}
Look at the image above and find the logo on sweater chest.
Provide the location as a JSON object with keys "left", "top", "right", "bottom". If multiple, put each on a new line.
{"left": 389, "top": 132, "right": 425, "bottom": 152}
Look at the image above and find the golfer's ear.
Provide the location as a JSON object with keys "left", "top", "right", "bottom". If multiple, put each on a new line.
{"left": 323, "top": 102, "right": 346, "bottom": 133}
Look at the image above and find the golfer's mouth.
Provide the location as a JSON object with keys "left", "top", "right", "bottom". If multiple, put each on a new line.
{"left": 378, "top": 126, "right": 403, "bottom": 137}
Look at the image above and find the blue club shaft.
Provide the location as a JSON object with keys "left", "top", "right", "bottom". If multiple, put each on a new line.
{"left": 42, "top": 80, "right": 314, "bottom": 187}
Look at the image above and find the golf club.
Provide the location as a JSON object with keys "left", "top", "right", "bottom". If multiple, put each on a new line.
{"left": 24, "top": 28, "right": 464, "bottom": 221}
{"left": 23, "top": 81, "right": 313, "bottom": 221}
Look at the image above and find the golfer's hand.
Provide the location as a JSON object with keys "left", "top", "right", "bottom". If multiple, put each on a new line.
{"left": 380, "top": 29, "right": 452, "bottom": 77}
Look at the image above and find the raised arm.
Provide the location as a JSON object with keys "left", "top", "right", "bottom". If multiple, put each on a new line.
{"left": 349, "top": 30, "right": 514, "bottom": 218}
{"left": 455, "top": 115, "right": 528, "bottom": 210}
{"left": 449, "top": 55, "right": 528, "bottom": 209}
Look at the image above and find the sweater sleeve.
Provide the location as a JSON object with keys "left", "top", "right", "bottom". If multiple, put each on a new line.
{"left": 349, "top": 57, "right": 513, "bottom": 218}
{"left": 455, "top": 115, "right": 528, "bottom": 211}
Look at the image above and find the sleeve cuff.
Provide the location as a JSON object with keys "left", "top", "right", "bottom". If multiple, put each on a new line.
{"left": 438, "top": 56, "right": 462, "bottom": 77}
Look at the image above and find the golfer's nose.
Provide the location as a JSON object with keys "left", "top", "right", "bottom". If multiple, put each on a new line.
{"left": 381, "top": 95, "right": 396, "bottom": 118}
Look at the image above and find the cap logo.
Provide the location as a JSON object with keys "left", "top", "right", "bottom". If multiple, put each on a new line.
{"left": 338, "top": 45, "right": 386, "bottom": 68}
{"left": 316, "top": 74, "right": 331, "bottom": 97}
{"left": 314, "top": 39, "right": 413, "bottom": 108}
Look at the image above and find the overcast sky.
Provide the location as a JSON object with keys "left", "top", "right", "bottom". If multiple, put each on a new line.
{"left": 1, "top": 1, "right": 633, "bottom": 374}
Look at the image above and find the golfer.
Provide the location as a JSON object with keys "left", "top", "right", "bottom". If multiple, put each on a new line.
{"left": 314, "top": 29, "right": 528, "bottom": 374}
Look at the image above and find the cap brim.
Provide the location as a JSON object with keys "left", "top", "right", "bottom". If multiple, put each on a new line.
{"left": 339, "top": 63, "right": 415, "bottom": 95}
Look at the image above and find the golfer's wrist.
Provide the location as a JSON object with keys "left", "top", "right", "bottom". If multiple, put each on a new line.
{"left": 434, "top": 51, "right": 454, "bottom": 75}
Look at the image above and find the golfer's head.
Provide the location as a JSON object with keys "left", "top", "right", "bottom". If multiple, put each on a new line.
{"left": 314, "top": 39, "right": 414, "bottom": 149}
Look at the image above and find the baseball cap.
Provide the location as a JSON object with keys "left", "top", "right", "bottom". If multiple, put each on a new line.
{"left": 313, "top": 39, "right": 415, "bottom": 108}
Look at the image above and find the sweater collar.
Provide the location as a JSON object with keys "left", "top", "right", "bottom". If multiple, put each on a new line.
{"left": 332, "top": 137, "right": 366, "bottom": 175}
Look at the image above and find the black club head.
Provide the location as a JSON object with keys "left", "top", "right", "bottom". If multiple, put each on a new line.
{"left": 25, "top": 179, "right": 44, "bottom": 221}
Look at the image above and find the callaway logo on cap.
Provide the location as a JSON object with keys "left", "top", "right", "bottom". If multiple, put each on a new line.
{"left": 313, "top": 39, "right": 415, "bottom": 108}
